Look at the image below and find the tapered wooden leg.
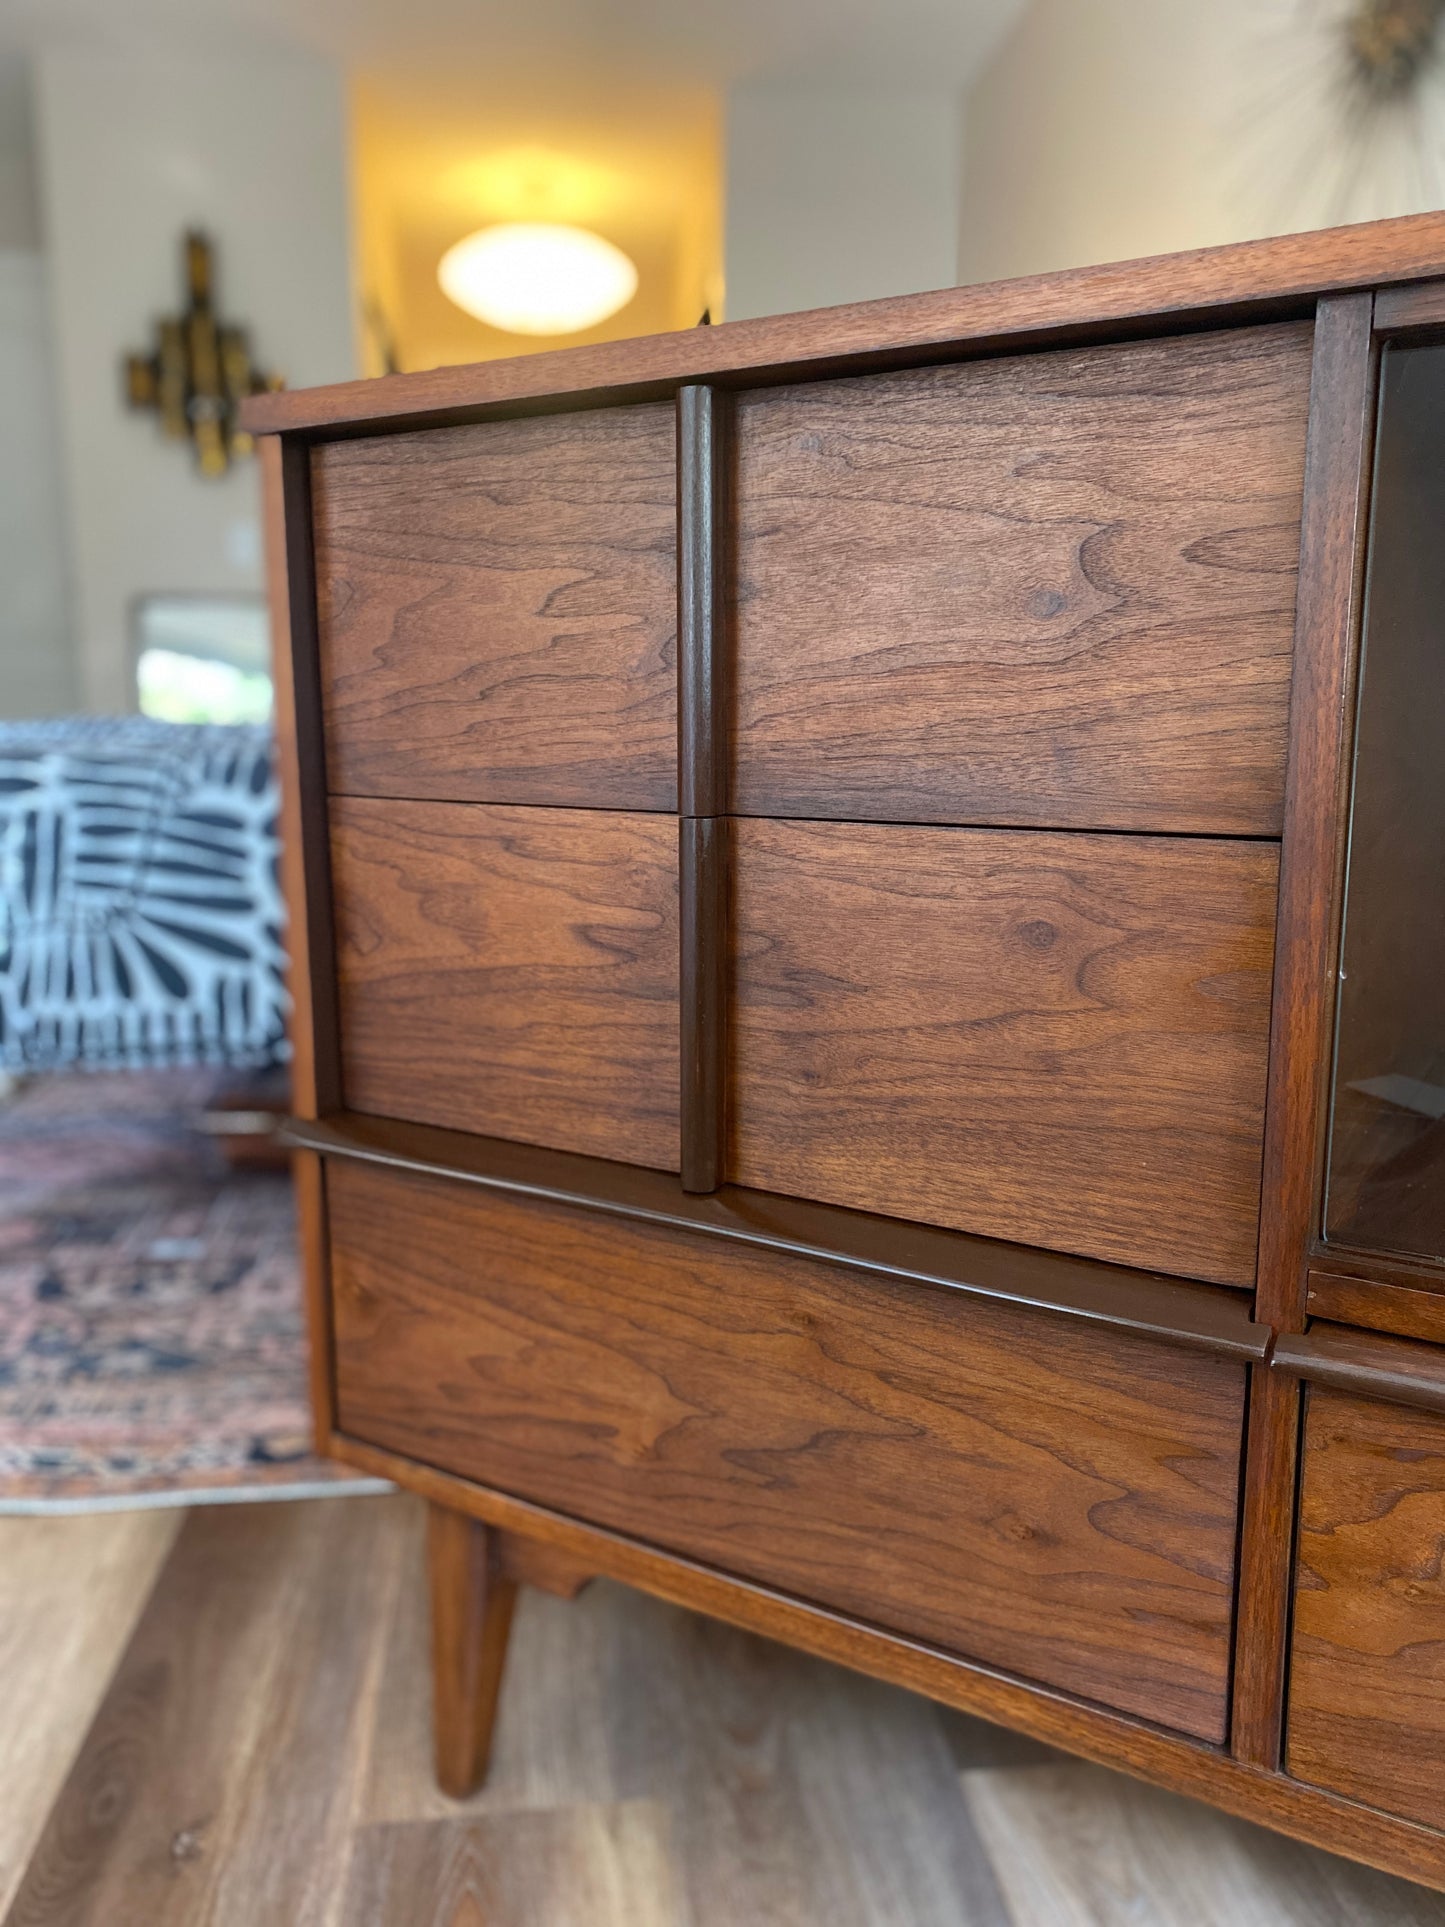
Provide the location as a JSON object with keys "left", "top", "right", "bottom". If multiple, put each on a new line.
{"left": 427, "top": 1502, "right": 517, "bottom": 1799}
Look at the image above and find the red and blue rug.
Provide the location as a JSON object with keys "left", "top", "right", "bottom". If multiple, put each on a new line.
{"left": 0, "top": 1069, "right": 386, "bottom": 1511}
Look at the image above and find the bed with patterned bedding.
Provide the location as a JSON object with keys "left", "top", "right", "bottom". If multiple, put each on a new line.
{"left": 0, "top": 718, "right": 288, "bottom": 1072}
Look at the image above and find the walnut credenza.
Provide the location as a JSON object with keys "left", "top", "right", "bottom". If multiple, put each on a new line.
{"left": 246, "top": 212, "right": 1445, "bottom": 1888}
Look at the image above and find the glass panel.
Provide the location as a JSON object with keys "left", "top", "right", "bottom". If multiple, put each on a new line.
{"left": 1326, "top": 340, "right": 1445, "bottom": 1261}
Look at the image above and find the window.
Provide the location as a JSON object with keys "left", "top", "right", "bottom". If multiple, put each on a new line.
{"left": 134, "top": 594, "right": 272, "bottom": 725}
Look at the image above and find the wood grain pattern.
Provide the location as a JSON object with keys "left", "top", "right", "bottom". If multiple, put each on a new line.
{"left": 261, "top": 433, "right": 341, "bottom": 1444}
{"left": 4, "top": 1498, "right": 407, "bottom": 1927}
{"left": 331, "top": 797, "right": 679, "bottom": 1168}
{"left": 1307, "top": 1270, "right": 1445, "bottom": 1345}
{"left": 262, "top": 434, "right": 338, "bottom": 1119}
{"left": 727, "top": 819, "right": 1278, "bottom": 1286}
{"left": 1373, "top": 275, "right": 1445, "bottom": 333}
{"left": 1273, "top": 1322, "right": 1445, "bottom": 1414}
{"left": 342, "top": 1807, "right": 679, "bottom": 1927}
{"left": 15, "top": 1500, "right": 1445, "bottom": 1919}
{"left": 0, "top": 1512, "right": 179, "bottom": 1920}
{"left": 363, "top": 1509, "right": 1017, "bottom": 1926}
{"left": 337, "top": 1435, "right": 1445, "bottom": 1896}
{"left": 427, "top": 1506, "right": 516, "bottom": 1800}
{"left": 1288, "top": 1387, "right": 1445, "bottom": 1832}
{"left": 679, "top": 815, "right": 728, "bottom": 1194}
{"left": 290, "top": 1110, "right": 1269, "bottom": 1360}
{"left": 1254, "top": 293, "right": 1377, "bottom": 1331}
{"left": 733, "top": 326, "right": 1312, "bottom": 833}
{"left": 494, "top": 1532, "right": 596, "bottom": 1600}
{"left": 330, "top": 1159, "right": 1246, "bottom": 1742}
{"left": 1309, "top": 1243, "right": 1445, "bottom": 1295}
{"left": 291, "top": 1148, "right": 335, "bottom": 1451}
{"left": 1230, "top": 298, "right": 1379, "bottom": 1780}
{"left": 677, "top": 385, "right": 728, "bottom": 818}
{"left": 313, "top": 405, "right": 677, "bottom": 809}
{"left": 242, "top": 211, "right": 1445, "bottom": 438}
{"left": 1231, "top": 1365, "right": 1304, "bottom": 1768}
{"left": 962, "top": 1756, "right": 1445, "bottom": 1927}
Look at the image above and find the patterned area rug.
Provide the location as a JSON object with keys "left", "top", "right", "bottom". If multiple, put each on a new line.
{"left": 0, "top": 1069, "right": 387, "bottom": 1511}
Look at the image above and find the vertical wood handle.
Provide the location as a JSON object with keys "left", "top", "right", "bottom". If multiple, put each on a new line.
{"left": 678, "top": 383, "right": 728, "bottom": 818}
{"left": 678, "top": 383, "right": 731, "bottom": 1194}
{"left": 680, "top": 815, "right": 729, "bottom": 1193}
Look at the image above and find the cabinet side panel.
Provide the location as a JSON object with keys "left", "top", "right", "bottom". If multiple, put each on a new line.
{"left": 261, "top": 433, "right": 338, "bottom": 1443}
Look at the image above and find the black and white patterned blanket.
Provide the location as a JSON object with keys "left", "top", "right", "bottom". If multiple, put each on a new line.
{"left": 0, "top": 718, "right": 289, "bottom": 1071}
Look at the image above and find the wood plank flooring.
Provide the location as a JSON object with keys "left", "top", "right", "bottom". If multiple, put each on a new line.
{"left": 0, "top": 1510, "right": 180, "bottom": 1919}
{"left": 3, "top": 1492, "right": 1444, "bottom": 1926}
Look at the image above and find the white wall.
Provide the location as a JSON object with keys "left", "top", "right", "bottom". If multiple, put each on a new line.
{"left": 34, "top": 41, "right": 356, "bottom": 714}
{"left": 0, "top": 248, "right": 76, "bottom": 716}
{"left": 0, "top": 57, "right": 73, "bottom": 717}
{"left": 959, "top": 0, "right": 1445, "bottom": 286}
{"left": 725, "top": 85, "right": 962, "bottom": 319}
{"left": 0, "top": 55, "right": 40, "bottom": 251}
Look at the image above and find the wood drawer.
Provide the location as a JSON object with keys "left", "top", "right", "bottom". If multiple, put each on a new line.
{"left": 331, "top": 797, "right": 679, "bottom": 1167}
{"left": 313, "top": 403, "right": 677, "bottom": 810}
{"left": 733, "top": 323, "right": 1312, "bottom": 834}
{"left": 329, "top": 1158, "right": 1247, "bottom": 1742}
{"left": 1288, "top": 1386, "right": 1445, "bottom": 1830}
{"left": 728, "top": 819, "right": 1278, "bottom": 1286}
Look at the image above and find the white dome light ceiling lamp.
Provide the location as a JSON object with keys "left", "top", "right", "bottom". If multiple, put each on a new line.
{"left": 438, "top": 223, "right": 638, "bottom": 336}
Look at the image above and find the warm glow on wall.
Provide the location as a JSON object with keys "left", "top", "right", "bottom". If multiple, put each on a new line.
{"left": 437, "top": 223, "right": 639, "bottom": 336}
{"left": 350, "top": 79, "right": 722, "bottom": 371}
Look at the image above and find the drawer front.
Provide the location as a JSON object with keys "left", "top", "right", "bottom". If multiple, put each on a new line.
{"left": 1288, "top": 1388, "right": 1445, "bottom": 1831}
{"left": 332, "top": 797, "right": 679, "bottom": 1167}
{"left": 734, "top": 323, "right": 1312, "bottom": 834}
{"left": 330, "top": 1159, "right": 1246, "bottom": 1741}
{"left": 313, "top": 404, "right": 677, "bottom": 810}
{"left": 729, "top": 820, "right": 1277, "bottom": 1287}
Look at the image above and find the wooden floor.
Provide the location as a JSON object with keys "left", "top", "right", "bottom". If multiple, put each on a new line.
{"left": 3, "top": 1494, "right": 1445, "bottom": 1926}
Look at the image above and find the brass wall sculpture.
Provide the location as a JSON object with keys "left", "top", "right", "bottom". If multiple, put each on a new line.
{"left": 125, "top": 232, "right": 283, "bottom": 478}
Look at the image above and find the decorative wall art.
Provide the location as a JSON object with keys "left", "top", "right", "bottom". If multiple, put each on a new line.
{"left": 124, "top": 232, "right": 283, "bottom": 478}
{"left": 1233, "top": 0, "right": 1445, "bottom": 231}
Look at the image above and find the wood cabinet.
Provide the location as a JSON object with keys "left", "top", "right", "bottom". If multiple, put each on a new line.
{"left": 313, "top": 404, "right": 678, "bottom": 809}
{"left": 732, "top": 325, "right": 1312, "bottom": 834}
{"left": 728, "top": 818, "right": 1277, "bottom": 1283}
{"left": 1288, "top": 1379, "right": 1445, "bottom": 1832}
{"left": 249, "top": 212, "right": 1445, "bottom": 1893}
{"left": 331, "top": 798, "right": 679, "bottom": 1164}
{"left": 330, "top": 1157, "right": 1246, "bottom": 1742}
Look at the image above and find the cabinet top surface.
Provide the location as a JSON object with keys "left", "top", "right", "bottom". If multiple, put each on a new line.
{"left": 243, "top": 210, "right": 1445, "bottom": 440}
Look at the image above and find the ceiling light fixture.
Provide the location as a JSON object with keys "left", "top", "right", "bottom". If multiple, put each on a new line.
{"left": 437, "top": 222, "right": 638, "bottom": 337}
